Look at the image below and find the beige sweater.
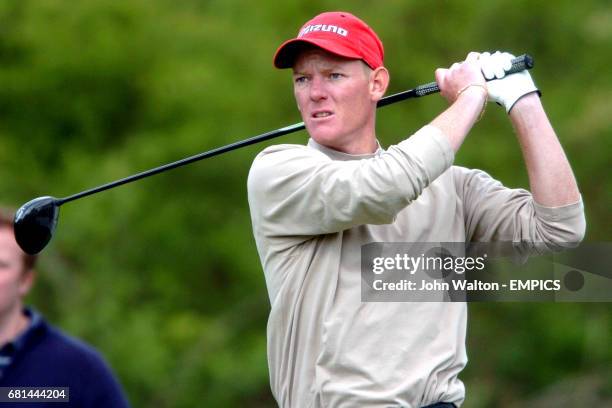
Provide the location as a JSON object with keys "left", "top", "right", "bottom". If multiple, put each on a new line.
{"left": 247, "top": 125, "right": 585, "bottom": 408}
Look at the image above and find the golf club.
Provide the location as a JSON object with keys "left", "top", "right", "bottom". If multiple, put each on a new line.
{"left": 13, "top": 54, "right": 534, "bottom": 255}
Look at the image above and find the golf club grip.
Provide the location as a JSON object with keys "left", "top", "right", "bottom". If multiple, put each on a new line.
{"left": 414, "top": 54, "right": 533, "bottom": 97}
{"left": 378, "top": 53, "right": 534, "bottom": 106}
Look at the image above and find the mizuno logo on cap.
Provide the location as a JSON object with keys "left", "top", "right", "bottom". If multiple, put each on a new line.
{"left": 298, "top": 24, "right": 348, "bottom": 38}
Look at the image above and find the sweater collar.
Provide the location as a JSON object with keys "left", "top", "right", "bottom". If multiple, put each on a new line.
{"left": 0, "top": 307, "right": 45, "bottom": 360}
{"left": 307, "top": 138, "right": 384, "bottom": 161}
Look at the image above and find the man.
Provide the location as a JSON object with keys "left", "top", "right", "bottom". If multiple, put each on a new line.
{"left": 0, "top": 208, "right": 130, "bottom": 407}
{"left": 247, "top": 11, "right": 585, "bottom": 408}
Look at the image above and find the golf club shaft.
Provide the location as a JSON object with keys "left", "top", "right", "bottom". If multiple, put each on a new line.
{"left": 58, "top": 54, "right": 533, "bottom": 205}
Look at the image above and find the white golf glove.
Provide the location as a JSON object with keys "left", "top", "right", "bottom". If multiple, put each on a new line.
{"left": 480, "top": 51, "right": 540, "bottom": 113}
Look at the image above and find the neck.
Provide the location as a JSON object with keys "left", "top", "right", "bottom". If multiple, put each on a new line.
{"left": 337, "top": 135, "right": 378, "bottom": 155}
{"left": 325, "top": 117, "right": 379, "bottom": 154}
{"left": 0, "top": 305, "right": 29, "bottom": 347}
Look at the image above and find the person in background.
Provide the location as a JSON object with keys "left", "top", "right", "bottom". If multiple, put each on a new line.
{"left": 0, "top": 208, "right": 130, "bottom": 407}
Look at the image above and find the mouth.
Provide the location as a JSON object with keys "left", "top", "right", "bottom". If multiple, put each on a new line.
{"left": 311, "top": 110, "right": 334, "bottom": 120}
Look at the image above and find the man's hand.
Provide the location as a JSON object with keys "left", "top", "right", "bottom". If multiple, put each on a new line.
{"left": 480, "top": 51, "right": 540, "bottom": 113}
{"left": 435, "top": 52, "right": 487, "bottom": 104}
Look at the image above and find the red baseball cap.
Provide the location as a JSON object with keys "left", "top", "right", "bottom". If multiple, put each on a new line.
{"left": 273, "top": 11, "right": 384, "bottom": 70}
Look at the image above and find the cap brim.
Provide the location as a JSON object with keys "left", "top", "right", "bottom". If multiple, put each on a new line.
{"left": 273, "top": 38, "right": 362, "bottom": 69}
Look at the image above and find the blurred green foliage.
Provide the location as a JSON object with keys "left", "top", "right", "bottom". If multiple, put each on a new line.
{"left": 0, "top": 0, "right": 610, "bottom": 406}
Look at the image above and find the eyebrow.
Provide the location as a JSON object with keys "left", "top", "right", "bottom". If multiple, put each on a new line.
{"left": 292, "top": 64, "right": 345, "bottom": 75}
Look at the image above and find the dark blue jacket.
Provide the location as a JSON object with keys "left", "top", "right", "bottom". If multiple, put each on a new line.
{"left": 0, "top": 309, "right": 130, "bottom": 407}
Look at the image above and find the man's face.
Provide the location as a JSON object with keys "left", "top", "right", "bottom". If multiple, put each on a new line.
{"left": 0, "top": 227, "right": 33, "bottom": 320}
{"left": 292, "top": 48, "right": 376, "bottom": 152}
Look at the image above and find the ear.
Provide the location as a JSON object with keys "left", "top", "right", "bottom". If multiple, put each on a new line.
{"left": 369, "top": 66, "right": 390, "bottom": 102}
{"left": 18, "top": 269, "right": 36, "bottom": 297}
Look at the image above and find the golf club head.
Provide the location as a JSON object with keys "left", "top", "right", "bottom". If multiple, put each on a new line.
{"left": 13, "top": 196, "right": 60, "bottom": 255}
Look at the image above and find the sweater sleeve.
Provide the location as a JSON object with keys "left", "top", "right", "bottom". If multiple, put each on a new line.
{"left": 247, "top": 125, "right": 454, "bottom": 237}
{"left": 453, "top": 166, "right": 586, "bottom": 250}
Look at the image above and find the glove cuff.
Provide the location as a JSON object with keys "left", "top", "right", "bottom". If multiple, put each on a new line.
{"left": 506, "top": 89, "right": 542, "bottom": 113}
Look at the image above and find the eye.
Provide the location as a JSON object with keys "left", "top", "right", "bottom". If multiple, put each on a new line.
{"left": 294, "top": 76, "right": 308, "bottom": 84}
{"left": 329, "top": 72, "right": 343, "bottom": 80}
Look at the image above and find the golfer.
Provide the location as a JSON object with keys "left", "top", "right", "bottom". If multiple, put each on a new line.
{"left": 247, "top": 11, "right": 585, "bottom": 408}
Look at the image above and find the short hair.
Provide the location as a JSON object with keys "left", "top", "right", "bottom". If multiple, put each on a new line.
{"left": 0, "top": 207, "right": 37, "bottom": 271}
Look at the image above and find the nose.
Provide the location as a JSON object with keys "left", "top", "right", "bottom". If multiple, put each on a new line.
{"left": 309, "top": 76, "right": 328, "bottom": 101}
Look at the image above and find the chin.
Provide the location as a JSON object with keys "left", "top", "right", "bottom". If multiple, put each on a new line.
{"left": 307, "top": 125, "right": 345, "bottom": 149}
